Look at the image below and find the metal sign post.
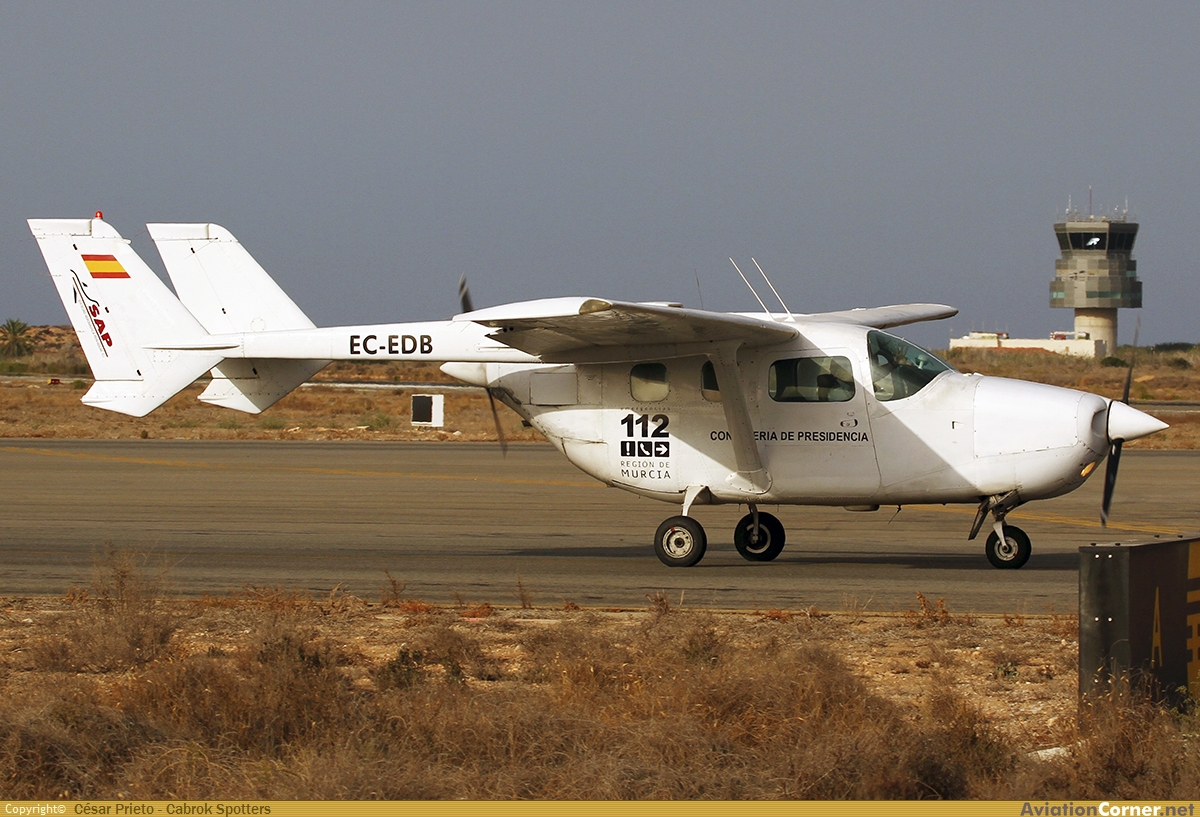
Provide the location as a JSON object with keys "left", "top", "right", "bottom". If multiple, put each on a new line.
{"left": 1079, "top": 534, "right": 1199, "bottom": 702}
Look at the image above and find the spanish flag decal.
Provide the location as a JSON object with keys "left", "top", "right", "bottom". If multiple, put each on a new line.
{"left": 82, "top": 254, "right": 130, "bottom": 279}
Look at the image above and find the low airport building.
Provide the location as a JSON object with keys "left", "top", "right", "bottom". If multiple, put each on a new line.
{"left": 949, "top": 330, "right": 1104, "bottom": 358}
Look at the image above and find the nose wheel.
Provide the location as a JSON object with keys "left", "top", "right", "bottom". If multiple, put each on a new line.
{"left": 970, "top": 494, "right": 1032, "bottom": 570}
{"left": 984, "top": 524, "right": 1031, "bottom": 569}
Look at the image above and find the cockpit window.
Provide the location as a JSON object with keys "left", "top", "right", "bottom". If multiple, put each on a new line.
{"left": 867, "top": 331, "right": 953, "bottom": 402}
{"left": 768, "top": 356, "right": 855, "bottom": 403}
{"left": 630, "top": 362, "right": 669, "bottom": 402}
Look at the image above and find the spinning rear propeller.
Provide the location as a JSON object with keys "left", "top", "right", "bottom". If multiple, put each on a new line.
{"left": 1101, "top": 317, "right": 1140, "bottom": 527}
{"left": 458, "top": 275, "right": 508, "bottom": 457}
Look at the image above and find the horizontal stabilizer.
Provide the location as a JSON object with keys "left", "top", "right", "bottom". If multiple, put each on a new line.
{"left": 199, "top": 358, "right": 328, "bottom": 414}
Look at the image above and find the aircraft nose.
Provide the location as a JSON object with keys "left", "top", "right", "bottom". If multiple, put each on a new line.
{"left": 1107, "top": 400, "right": 1168, "bottom": 443}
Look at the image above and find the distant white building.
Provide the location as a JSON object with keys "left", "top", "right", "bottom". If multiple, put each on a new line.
{"left": 949, "top": 330, "right": 1105, "bottom": 358}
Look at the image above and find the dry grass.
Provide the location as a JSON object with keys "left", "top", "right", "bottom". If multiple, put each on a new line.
{"left": 945, "top": 344, "right": 1200, "bottom": 401}
{"left": 0, "top": 373, "right": 540, "bottom": 446}
{"left": 0, "top": 326, "right": 89, "bottom": 376}
{"left": 0, "top": 557, "right": 1197, "bottom": 800}
{"left": 31, "top": 548, "right": 181, "bottom": 672}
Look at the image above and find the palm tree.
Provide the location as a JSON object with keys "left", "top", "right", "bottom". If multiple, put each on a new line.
{"left": 0, "top": 319, "right": 34, "bottom": 358}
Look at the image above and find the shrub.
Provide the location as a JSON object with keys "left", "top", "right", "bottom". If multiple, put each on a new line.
{"left": 32, "top": 549, "right": 178, "bottom": 672}
{"left": 358, "top": 410, "right": 395, "bottom": 429}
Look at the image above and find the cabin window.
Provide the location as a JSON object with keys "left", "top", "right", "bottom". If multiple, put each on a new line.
{"left": 630, "top": 362, "right": 669, "bottom": 402}
{"left": 768, "top": 356, "right": 855, "bottom": 403}
{"left": 867, "top": 330, "right": 952, "bottom": 402}
{"left": 700, "top": 361, "right": 721, "bottom": 402}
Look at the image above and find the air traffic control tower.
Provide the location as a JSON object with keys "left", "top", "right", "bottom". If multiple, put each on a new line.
{"left": 1049, "top": 212, "right": 1141, "bottom": 358}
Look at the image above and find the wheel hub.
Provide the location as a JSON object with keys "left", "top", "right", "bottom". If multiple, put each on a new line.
{"left": 663, "top": 527, "right": 694, "bottom": 558}
{"left": 744, "top": 527, "right": 768, "bottom": 553}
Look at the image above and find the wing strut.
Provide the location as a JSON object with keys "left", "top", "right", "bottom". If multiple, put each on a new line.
{"left": 707, "top": 342, "right": 771, "bottom": 496}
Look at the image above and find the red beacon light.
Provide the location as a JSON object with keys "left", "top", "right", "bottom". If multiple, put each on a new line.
{"left": 94, "top": 211, "right": 103, "bottom": 219}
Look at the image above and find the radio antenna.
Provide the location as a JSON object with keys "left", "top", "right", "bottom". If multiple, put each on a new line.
{"left": 729, "top": 258, "right": 772, "bottom": 317}
{"left": 751, "top": 258, "right": 795, "bottom": 322}
{"left": 694, "top": 268, "right": 705, "bottom": 311}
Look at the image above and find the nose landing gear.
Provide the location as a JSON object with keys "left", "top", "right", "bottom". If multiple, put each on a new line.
{"left": 971, "top": 492, "right": 1031, "bottom": 569}
{"left": 984, "top": 524, "right": 1031, "bottom": 569}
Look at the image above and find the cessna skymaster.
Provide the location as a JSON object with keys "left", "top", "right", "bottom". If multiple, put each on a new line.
{"left": 29, "top": 216, "right": 1168, "bottom": 568}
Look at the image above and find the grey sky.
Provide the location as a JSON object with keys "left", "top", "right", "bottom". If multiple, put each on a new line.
{"left": 3, "top": 2, "right": 1197, "bottom": 349}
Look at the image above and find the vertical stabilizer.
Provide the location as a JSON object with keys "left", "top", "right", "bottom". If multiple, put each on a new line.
{"left": 28, "top": 217, "right": 223, "bottom": 417}
{"left": 148, "top": 223, "right": 328, "bottom": 412}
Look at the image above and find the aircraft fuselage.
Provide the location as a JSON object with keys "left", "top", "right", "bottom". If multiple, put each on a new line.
{"left": 444, "top": 321, "right": 1113, "bottom": 511}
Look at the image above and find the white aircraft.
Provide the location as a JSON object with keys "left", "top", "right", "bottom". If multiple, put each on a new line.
{"left": 29, "top": 216, "right": 1168, "bottom": 568}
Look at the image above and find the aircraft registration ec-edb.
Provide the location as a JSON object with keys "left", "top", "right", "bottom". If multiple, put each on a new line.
{"left": 29, "top": 216, "right": 1168, "bottom": 569}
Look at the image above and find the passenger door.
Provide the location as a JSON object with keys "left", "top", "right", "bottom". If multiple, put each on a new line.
{"left": 752, "top": 350, "right": 881, "bottom": 498}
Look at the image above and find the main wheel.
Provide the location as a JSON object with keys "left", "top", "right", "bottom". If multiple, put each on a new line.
{"left": 654, "top": 516, "right": 707, "bottom": 567}
{"left": 734, "top": 511, "right": 786, "bottom": 562}
{"left": 985, "top": 525, "right": 1031, "bottom": 569}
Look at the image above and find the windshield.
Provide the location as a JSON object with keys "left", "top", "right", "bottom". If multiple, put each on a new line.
{"left": 867, "top": 331, "right": 954, "bottom": 402}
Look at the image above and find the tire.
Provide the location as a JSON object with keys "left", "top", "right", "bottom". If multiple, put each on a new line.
{"left": 734, "top": 511, "right": 786, "bottom": 562}
{"left": 985, "top": 525, "right": 1031, "bottom": 569}
{"left": 654, "top": 516, "right": 707, "bottom": 567}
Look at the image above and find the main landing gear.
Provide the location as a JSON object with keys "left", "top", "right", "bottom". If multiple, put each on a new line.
{"left": 654, "top": 504, "right": 786, "bottom": 567}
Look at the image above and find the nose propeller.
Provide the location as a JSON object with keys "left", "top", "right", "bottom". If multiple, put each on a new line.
{"left": 459, "top": 276, "right": 508, "bottom": 457}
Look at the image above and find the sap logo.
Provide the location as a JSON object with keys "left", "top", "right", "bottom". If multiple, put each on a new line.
{"left": 71, "top": 272, "right": 114, "bottom": 352}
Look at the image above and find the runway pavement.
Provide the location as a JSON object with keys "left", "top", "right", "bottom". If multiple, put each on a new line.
{"left": 2, "top": 439, "right": 1197, "bottom": 612}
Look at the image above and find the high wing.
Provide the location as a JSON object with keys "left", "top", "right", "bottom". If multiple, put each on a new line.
{"left": 456, "top": 297, "right": 956, "bottom": 362}
{"left": 456, "top": 297, "right": 799, "bottom": 363}
{"left": 796, "top": 303, "right": 958, "bottom": 329}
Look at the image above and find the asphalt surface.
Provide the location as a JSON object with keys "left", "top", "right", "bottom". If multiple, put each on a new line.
{"left": 2, "top": 439, "right": 1196, "bottom": 612}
